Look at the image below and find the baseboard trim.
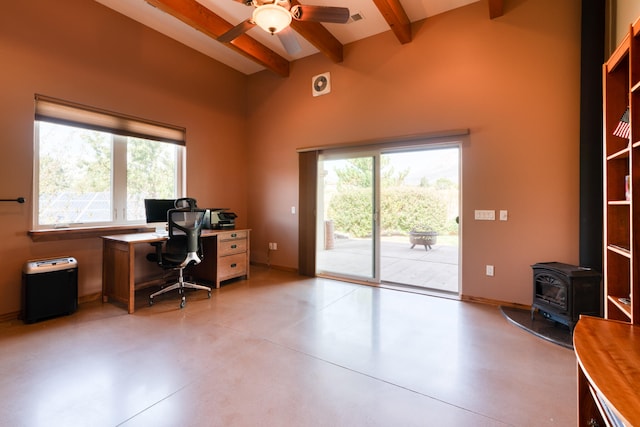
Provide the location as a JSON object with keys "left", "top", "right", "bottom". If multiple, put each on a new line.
{"left": 0, "top": 310, "right": 20, "bottom": 323}
{"left": 79, "top": 292, "right": 102, "bottom": 304}
{"left": 461, "top": 294, "right": 531, "bottom": 311}
{"left": 1, "top": 282, "right": 530, "bottom": 322}
{"left": 0, "top": 292, "right": 103, "bottom": 323}
{"left": 250, "top": 262, "right": 297, "bottom": 273}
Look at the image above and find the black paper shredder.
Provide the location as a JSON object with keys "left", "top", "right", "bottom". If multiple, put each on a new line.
{"left": 22, "top": 257, "right": 78, "bottom": 323}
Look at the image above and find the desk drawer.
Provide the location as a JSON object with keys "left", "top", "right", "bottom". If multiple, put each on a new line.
{"left": 219, "top": 238, "right": 247, "bottom": 256}
{"left": 218, "top": 253, "right": 247, "bottom": 281}
{"left": 219, "top": 230, "right": 247, "bottom": 241}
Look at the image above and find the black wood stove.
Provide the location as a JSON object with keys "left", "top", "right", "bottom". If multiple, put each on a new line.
{"left": 531, "top": 262, "right": 601, "bottom": 331}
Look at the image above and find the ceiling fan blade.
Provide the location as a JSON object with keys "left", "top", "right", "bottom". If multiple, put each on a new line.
{"left": 277, "top": 27, "right": 301, "bottom": 55}
{"left": 217, "top": 19, "right": 256, "bottom": 43}
{"left": 291, "top": 5, "right": 350, "bottom": 24}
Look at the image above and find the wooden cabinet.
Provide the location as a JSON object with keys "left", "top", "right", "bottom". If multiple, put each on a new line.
{"left": 189, "top": 229, "right": 250, "bottom": 290}
{"left": 574, "top": 316, "right": 640, "bottom": 426}
{"left": 215, "top": 230, "right": 250, "bottom": 288}
{"left": 603, "top": 21, "right": 640, "bottom": 324}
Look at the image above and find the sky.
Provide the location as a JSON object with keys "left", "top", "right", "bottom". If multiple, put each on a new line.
{"left": 322, "top": 146, "right": 460, "bottom": 186}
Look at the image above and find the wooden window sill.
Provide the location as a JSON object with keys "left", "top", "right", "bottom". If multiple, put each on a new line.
{"left": 29, "top": 225, "right": 153, "bottom": 242}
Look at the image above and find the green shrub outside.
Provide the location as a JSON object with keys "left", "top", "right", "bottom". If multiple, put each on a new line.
{"left": 327, "top": 187, "right": 449, "bottom": 238}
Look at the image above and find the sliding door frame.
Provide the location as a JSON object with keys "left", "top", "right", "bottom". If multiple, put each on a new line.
{"left": 298, "top": 129, "right": 469, "bottom": 279}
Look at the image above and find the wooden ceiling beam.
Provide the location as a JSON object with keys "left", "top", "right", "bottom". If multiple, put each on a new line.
{"left": 289, "top": 0, "right": 344, "bottom": 63}
{"left": 488, "top": 0, "right": 504, "bottom": 19}
{"left": 372, "top": 0, "right": 412, "bottom": 44}
{"left": 145, "top": 0, "right": 289, "bottom": 77}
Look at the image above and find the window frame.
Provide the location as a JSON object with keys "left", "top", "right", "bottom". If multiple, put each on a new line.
{"left": 32, "top": 95, "right": 186, "bottom": 231}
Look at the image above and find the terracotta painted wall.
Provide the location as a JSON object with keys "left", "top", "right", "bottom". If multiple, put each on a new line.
{"left": 0, "top": 0, "right": 248, "bottom": 317}
{"left": 615, "top": 1, "right": 640, "bottom": 47}
{"left": 0, "top": 0, "right": 584, "bottom": 316}
{"left": 246, "top": 0, "right": 583, "bottom": 306}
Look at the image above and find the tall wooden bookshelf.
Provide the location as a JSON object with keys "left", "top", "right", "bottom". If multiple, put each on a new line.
{"left": 603, "top": 22, "right": 640, "bottom": 325}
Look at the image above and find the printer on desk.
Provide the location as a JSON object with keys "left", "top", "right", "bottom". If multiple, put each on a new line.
{"left": 203, "top": 209, "right": 237, "bottom": 229}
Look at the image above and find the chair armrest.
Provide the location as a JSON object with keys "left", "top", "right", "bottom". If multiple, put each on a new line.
{"left": 147, "top": 241, "right": 164, "bottom": 264}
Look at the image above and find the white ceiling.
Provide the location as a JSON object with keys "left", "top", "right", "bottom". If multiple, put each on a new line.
{"left": 94, "top": 0, "right": 478, "bottom": 75}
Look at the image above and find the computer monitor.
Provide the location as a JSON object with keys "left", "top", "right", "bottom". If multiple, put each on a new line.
{"left": 144, "top": 199, "right": 176, "bottom": 224}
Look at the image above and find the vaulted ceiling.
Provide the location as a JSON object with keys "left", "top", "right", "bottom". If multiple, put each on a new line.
{"left": 94, "top": 0, "right": 504, "bottom": 77}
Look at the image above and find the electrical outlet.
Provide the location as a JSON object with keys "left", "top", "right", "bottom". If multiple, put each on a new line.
{"left": 486, "top": 265, "right": 494, "bottom": 276}
{"left": 269, "top": 242, "right": 278, "bottom": 250}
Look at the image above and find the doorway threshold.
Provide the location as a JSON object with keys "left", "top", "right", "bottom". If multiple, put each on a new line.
{"left": 318, "top": 273, "right": 460, "bottom": 300}
{"left": 378, "top": 281, "right": 460, "bottom": 300}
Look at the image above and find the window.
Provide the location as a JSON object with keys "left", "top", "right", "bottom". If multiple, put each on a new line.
{"left": 33, "top": 95, "right": 185, "bottom": 229}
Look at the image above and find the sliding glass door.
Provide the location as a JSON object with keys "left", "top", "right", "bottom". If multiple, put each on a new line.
{"left": 379, "top": 149, "right": 460, "bottom": 293}
{"left": 315, "top": 144, "right": 460, "bottom": 295}
{"left": 316, "top": 152, "right": 379, "bottom": 282}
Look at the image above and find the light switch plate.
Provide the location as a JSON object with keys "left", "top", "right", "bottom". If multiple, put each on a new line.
{"left": 475, "top": 210, "right": 495, "bottom": 220}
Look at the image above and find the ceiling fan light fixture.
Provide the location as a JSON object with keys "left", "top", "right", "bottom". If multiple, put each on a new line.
{"left": 252, "top": 4, "right": 292, "bottom": 35}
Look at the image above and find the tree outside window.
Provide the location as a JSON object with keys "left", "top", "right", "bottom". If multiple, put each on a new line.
{"left": 36, "top": 121, "right": 182, "bottom": 228}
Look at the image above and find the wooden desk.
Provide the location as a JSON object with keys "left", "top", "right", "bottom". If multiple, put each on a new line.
{"left": 102, "top": 229, "right": 250, "bottom": 313}
{"left": 574, "top": 316, "right": 640, "bottom": 426}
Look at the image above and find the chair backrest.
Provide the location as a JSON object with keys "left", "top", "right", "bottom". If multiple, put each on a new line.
{"left": 165, "top": 208, "right": 206, "bottom": 259}
{"left": 174, "top": 197, "right": 198, "bottom": 210}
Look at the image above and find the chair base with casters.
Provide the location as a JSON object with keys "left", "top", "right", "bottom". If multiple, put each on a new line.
{"left": 148, "top": 207, "right": 211, "bottom": 309}
{"left": 148, "top": 265, "right": 211, "bottom": 309}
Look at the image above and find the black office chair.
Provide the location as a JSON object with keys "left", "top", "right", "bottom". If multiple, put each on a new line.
{"left": 148, "top": 207, "right": 212, "bottom": 308}
{"left": 174, "top": 197, "right": 198, "bottom": 210}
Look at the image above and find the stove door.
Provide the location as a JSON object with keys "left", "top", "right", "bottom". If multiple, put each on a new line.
{"left": 534, "top": 272, "right": 568, "bottom": 311}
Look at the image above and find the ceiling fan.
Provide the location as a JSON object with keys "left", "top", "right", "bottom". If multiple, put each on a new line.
{"left": 218, "top": 0, "right": 350, "bottom": 55}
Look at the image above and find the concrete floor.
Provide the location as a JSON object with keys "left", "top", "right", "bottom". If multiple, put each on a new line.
{"left": 317, "top": 238, "right": 459, "bottom": 293}
{"left": 0, "top": 267, "right": 576, "bottom": 426}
